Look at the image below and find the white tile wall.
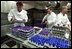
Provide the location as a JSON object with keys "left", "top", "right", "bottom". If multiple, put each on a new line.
{"left": 1, "top": 1, "right": 34, "bottom": 13}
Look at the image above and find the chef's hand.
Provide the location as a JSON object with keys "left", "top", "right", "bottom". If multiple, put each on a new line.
{"left": 44, "top": 21, "right": 48, "bottom": 24}
{"left": 41, "top": 22, "right": 43, "bottom": 24}
{"left": 15, "top": 19, "right": 26, "bottom": 23}
{"left": 23, "top": 19, "right": 26, "bottom": 22}
{"left": 41, "top": 20, "right": 44, "bottom": 24}
{"left": 10, "top": 16, "right": 16, "bottom": 23}
{"left": 65, "top": 24, "right": 71, "bottom": 31}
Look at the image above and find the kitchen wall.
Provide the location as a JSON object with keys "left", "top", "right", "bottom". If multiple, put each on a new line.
{"left": 1, "top": 1, "right": 34, "bottom": 13}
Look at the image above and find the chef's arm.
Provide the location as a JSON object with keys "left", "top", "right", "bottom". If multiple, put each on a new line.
{"left": 42, "top": 15, "right": 47, "bottom": 23}
{"left": 8, "top": 10, "right": 15, "bottom": 23}
{"left": 65, "top": 21, "right": 71, "bottom": 31}
{"left": 14, "top": 12, "right": 28, "bottom": 23}
{"left": 23, "top": 14, "right": 28, "bottom": 23}
{"left": 13, "top": 20, "right": 24, "bottom": 23}
{"left": 13, "top": 19, "right": 28, "bottom": 23}
{"left": 14, "top": 19, "right": 28, "bottom": 23}
{"left": 65, "top": 17, "right": 71, "bottom": 31}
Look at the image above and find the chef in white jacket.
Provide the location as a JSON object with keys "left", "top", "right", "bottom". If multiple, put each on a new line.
{"left": 8, "top": 1, "right": 28, "bottom": 27}
{"left": 42, "top": 6, "right": 57, "bottom": 28}
{"left": 55, "top": 6, "right": 71, "bottom": 31}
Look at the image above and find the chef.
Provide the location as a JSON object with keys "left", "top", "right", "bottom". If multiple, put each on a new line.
{"left": 42, "top": 6, "right": 57, "bottom": 28}
{"left": 8, "top": 1, "right": 28, "bottom": 27}
{"left": 55, "top": 6, "right": 71, "bottom": 31}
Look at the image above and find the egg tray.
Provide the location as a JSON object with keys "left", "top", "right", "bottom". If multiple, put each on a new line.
{"left": 52, "top": 26, "right": 67, "bottom": 31}
{"left": 28, "top": 34, "right": 70, "bottom": 48}
{"left": 11, "top": 26, "right": 35, "bottom": 39}
{"left": 51, "top": 30, "right": 65, "bottom": 38}
{"left": 11, "top": 26, "right": 34, "bottom": 32}
{"left": 45, "top": 36, "right": 70, "bottom": 48}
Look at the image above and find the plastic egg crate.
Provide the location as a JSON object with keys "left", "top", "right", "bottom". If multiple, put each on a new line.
{"left": 51, "top": 30, "right": 65, "bottom": 38}
{"left": 51, "top": 26, "right": 67, "bottom": 38}
{"left": 52, "top": 26, "right": 66, "bottom": 31}
{"left": 28, "top": 34, "right": 48, "bottom": 48}
{"left": 11, "top": 26, "right": 35, "bottom": 39}
{"left": 45, "top": 36, "right": 70, "bottom": 48}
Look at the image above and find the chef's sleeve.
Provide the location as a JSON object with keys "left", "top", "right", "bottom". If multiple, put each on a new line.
{"left": 8, "top": 10, "right": 13, "bottom": 22}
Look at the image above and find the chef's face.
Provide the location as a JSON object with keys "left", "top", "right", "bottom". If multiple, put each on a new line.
{"left": 16, "top": 4, "right": 23, "bottom": 12}
{"left": 47, "top": 8, "right": 52, "bottom": 14}
{"left": 63, "top": 8, "right": 67, "bottom": 13}
{"left": 62, "top": 7, "right": 68, "bottom": 13}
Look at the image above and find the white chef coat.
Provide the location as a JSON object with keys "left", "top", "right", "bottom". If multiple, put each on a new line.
{"left": 55, "top": 12, "right": 70, "bottom": 26}
{"left": 42, "top": 12, "right": 57, "bottom": 28}
{"left": 8, "top": 9, "right": 28, "bottom": 27}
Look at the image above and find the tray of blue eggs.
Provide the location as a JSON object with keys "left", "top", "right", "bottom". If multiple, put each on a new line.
{"left": 28, "top": 34, "right": 70, "bottom": 48}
